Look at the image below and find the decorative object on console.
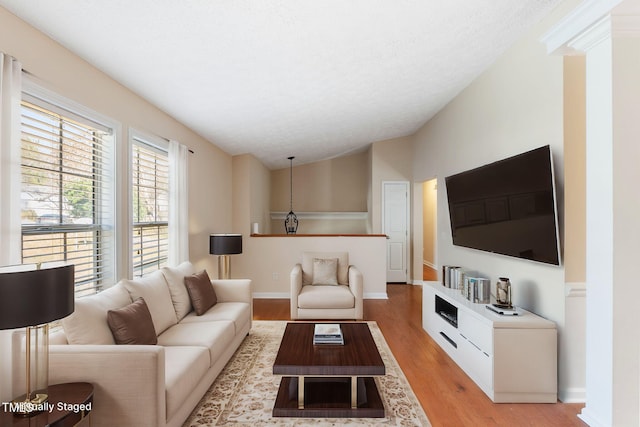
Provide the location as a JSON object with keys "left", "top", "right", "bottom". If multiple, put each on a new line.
{"left": 495, "top": 277, "right": 512, "bottom": 308}
{"left": 0, "top": 263, "right": 74, "bottom": 415}
{"left": 209, "top": 234, "right": 242, "bottom": 279}
{"left": 284, "top": 156, "right": 298, "bottom": 234}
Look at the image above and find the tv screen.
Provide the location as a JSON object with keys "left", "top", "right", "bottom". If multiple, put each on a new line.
{"left": 444, "top": 145, "right": 561, "bottom": 265}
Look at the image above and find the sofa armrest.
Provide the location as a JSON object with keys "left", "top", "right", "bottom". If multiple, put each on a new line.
{"left": 290, "top": 264, "right": 303, "bottom": 319}
{"left": 48, "top": 345, "right": 165, "bottom": 427}
{"left": 349, "top": 266, "right": 364, "bottom": 320}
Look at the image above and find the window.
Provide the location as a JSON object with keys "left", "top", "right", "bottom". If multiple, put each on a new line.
{"left": 131, "top": 137, "right": 169, "bottom": 277}
{"left": 20, "top": 96, "right": 114, "bottom": 297}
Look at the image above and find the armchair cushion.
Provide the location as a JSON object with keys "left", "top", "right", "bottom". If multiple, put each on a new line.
{"left": 311, "top": 258, "right": 339, "bottom": 285}
{"left": 298, "top": 285, "right": 355, "bottom": 309}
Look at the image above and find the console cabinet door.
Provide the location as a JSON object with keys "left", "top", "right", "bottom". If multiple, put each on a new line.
{"left": 458, "top": 333, "right": 493, "bottom": 393}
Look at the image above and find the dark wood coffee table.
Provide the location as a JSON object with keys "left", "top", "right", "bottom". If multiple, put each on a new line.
{"left": 272, "top": 322, "right": 385, "bottom": 418}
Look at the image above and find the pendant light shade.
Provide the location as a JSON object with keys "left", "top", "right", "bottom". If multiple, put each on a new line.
{"left": 284, "top": 156, "right": 298, "bottom": 234}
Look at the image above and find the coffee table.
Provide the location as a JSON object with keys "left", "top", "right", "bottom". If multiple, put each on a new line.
{"left": 272, "top": 322, "right": 385, "bottom": 418}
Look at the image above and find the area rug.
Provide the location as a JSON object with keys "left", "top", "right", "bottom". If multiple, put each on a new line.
{"left": 183, "top": 321, "right": 431, "bottom": 426}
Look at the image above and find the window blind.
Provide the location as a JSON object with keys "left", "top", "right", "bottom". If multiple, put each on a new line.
{"left": 20, "top": 100, "right": 113, "bottom": 297}
{"left": 132, "top": 140, "right": 169, "bottom": 277}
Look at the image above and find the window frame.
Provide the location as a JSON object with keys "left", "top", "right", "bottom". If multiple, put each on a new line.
{"left": 129, "top": 129, "right": 169, "bottom": 278}
{"left": 20, "top": 78, "right": 119, "bottom": 296}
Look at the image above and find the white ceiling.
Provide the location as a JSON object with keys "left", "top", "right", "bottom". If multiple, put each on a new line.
{"left": 0, "top": 0, "right": 561, "bottom": 169}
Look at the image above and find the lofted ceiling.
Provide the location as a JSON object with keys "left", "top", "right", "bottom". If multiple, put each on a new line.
{"left": 0, "top": 0, "right": 562, "bottom": 169}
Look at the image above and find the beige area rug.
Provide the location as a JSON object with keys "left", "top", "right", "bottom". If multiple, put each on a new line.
{"left": 183, "top": 321, "right": 431, "bottom": 426}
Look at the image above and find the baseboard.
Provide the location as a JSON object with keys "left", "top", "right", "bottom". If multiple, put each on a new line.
{"left": 252, "top": 292, "right": 290, "bottom": 299}
{"left": 558, "top": 387, "right": 586, "bottom": 403}
{"left": 410, "top": 280, "right": 424, "bottom": 286}
{"left": 364, "top": 292, "right": 388, "bottom": 299}
{"left": 253, "top": 292, "right": 389, "bottom": 300}
{"left": 578, "top": 407, "right": 607, "bottom": 427}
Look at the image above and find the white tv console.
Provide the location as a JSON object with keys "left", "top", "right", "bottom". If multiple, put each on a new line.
{"left": 422, "top": 282, "right": 557, "bottom": 403}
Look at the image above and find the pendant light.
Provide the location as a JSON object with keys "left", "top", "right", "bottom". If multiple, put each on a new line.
{"left": 284, "top": 156, "right": 298, "bottom": 234}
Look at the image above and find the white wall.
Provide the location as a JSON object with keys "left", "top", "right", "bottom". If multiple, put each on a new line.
{"left": 411, "top": 2, "right": 580, "bottom": 401}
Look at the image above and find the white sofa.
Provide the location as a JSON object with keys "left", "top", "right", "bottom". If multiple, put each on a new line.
{"left": 43, "top": 262, "right": 252, "bottom": 427}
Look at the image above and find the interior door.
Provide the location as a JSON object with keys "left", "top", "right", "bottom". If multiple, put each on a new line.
{"left": 383, "top": 181, "right": 410, "bottom": 283}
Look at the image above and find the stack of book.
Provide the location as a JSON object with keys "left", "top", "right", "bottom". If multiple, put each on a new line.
{"left": 313, "top": 323, "right": 344, "bottom": 345}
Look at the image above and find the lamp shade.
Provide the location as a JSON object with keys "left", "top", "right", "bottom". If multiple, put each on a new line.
{"left": 0, "top": 263, "right": 75, "bottom": 330}
{"left": 209, "top": 234, "right": 243, "bottom": 255}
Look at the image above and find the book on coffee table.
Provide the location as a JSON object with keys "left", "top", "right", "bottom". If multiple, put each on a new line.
{"left": 313, "top": 323, "right": 344, "bottom": 345}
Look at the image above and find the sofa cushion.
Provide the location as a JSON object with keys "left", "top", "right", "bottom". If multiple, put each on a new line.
{"left": 164, "top": 346, "right": 210, "bottom": 421}
{"left": 302, "top": 252, "right": 349, "bottom": 285}
{"left": 157, "top": 320, "right": 235, "bottom": 364}
{"left": 61, "top": 282, "right": 132, "bottom": 345}
{"left": 160, "top": 261, "right": 195, "bottom": 321}
{"left": 123, "top": 270, "right": 178, "bottom": 335}
{"left": 297, "top": 285, "right": 355, "bottom": 309}
{"left": 107, "top": 298, "right": 157, "bottom": 345}
{"left": 312, "top": 257, "right": 339, "bottom": 285}
{"left": 184, "top": 270, "right": 217, "bottom": 315}
{"left": 181, "top": 302, "right": 250, "bottom": 335}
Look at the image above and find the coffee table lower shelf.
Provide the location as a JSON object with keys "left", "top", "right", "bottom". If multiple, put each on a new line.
{"left": 273, "top": 376, "right": 385, "bottom": 418}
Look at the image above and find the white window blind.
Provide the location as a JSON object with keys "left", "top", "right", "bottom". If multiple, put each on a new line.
{"left": 132, "top": 139, "right": 169, "bottom": 277}
{"left": 20, "top": 100, "right": 114, "bottom": 297}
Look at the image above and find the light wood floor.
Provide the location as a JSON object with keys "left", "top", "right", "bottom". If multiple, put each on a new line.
{"left": 253, "top": 268, "right": 586, "bottom": 427}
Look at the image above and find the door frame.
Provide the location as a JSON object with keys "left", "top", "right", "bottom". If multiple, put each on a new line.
{"left": 381, "top": 180, "right": 411, "bottom": 283}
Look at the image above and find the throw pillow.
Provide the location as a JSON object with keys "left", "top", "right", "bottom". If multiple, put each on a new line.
{"left": 107, "top": 298, "right": 157, "bottom": 345}
{"left": 122, "top": 270, "right": 178, "bottom": 335}
{"left": 61, "top": 282, "right": 132, "bottom": 345}
{"left": 161, "top": 261, "right": 195, "bottom": 321}
{"left": 312, "top": 258, "right": 339, "bottom": 286}
{"left": 184, "top": 270, "right": 217, "bottom": 315}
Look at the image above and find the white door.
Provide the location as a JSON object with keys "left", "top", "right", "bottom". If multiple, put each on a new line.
{"left": 383, "top": 181, "right": 410, "bottom": 283}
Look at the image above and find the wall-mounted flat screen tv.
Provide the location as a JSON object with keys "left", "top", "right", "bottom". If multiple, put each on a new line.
{"left": 444, "top": 145, "right": 561, "bottom": 266}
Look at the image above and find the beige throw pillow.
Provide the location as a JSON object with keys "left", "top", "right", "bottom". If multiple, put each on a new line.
{"left": 122, "top": 270, "right": 177, "bottom": 335}
{"left": 161, "top": 261, "right": 195, "bottom": 320}
{"left": 61, "top": 282, "right": 132, "bottom": 345}
{"left": 107, "top": 298, "right": 157, "bottom": 345}
{"left": 312, "top": 258, "right": 339, "bottom": 286}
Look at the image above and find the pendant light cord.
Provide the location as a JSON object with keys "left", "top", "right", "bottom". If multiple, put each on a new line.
{"left": 288, "top": 156, "right": 294, "bottom": 212}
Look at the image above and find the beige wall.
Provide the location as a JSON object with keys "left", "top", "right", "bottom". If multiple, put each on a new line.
{"left": 369, "top": 136, "right": 414, "bottom": 234}
{"left": 563, "top": 56, "right": 586, "bottom": 284}
{"left": 0, "top": 8, "right": 233, "bottom": 277}
{"left": 270, "top": 152, "right": 368, "bottom": 212}
{"left": 233, "top": 154, "right": 272, "bottom": 236}
{"left": 233, "top": 236, "right": 388, "bottom": 298}
{"left": 422, "top": 179, "right": 437, "bottom": 268}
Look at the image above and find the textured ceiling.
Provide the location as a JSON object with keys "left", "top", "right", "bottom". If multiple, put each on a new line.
{"left": 0, "top": 0, "right": 561, "bottom": 169}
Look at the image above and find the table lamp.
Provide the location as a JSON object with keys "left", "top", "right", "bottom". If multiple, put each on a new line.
{"left": 0, "top": 263, "right": 74, "bottom": 415}
{"left": 209, "top": 234, "right": 242, "bottom": 279}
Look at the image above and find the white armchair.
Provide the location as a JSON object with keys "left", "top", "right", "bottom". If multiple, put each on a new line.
{"left": 290, "top": 251, "right": 363, "bottom": 320}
